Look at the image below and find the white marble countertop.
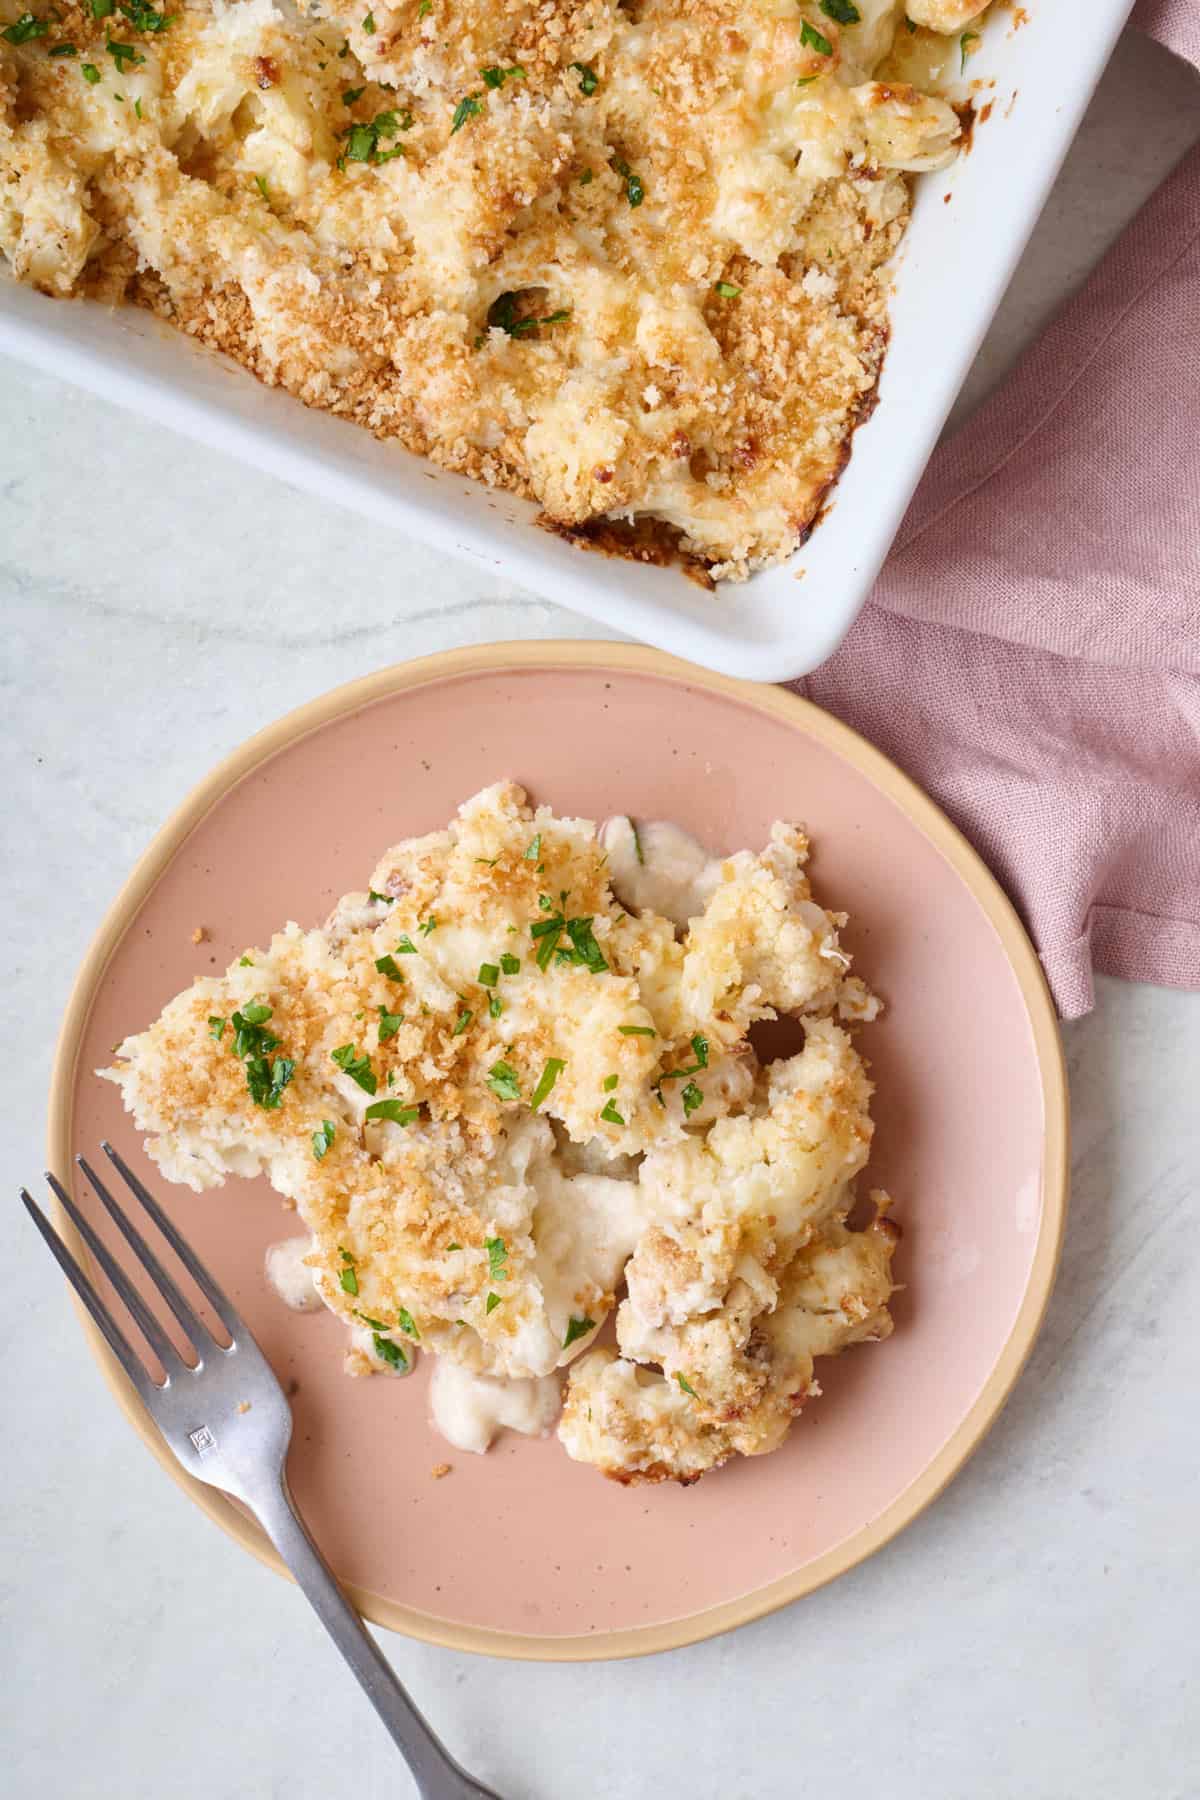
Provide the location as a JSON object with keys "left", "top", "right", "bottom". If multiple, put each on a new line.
{"left": 3, "top": 29, "right": 1198, "bottom": 1800}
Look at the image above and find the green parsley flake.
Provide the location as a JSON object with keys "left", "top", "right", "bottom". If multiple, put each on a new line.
{"left": 418, "top": 916, "right": 437, "bottom": 936}
{"left": 396, "top": 1306, "right": 420, "bottom": 1339}
{"left": 450, "top": 92, "right": 481, "bottom": 133}
{"left": 338, "top": 1247, "right": 359, "bottom": 1296}
{"left": 800, "top": 19, "right": 833, "bottom": 55}
{"left": 362, "top": 8, "right": 374, "bottom": 28}
{"left": 451, "top": 1008, "right": 473, "bottom": 1037}
{"left": 485, "top": 1292, "right": 502, "bottom": 1315}
{"left": 488, "top": 293, "right": 572, "bottom": 339}
{"left": 343, "top": 109, "right": 404, "bottom": 166}
{"left": 377, "top": 1004, "right": 404, "bottom": 1042}
{"left": 445, "top": 1242, "right": 462, "bottom": 1252}
{"left": 565, "top": 917, "right": 607, "bottom": 972}
{"left": 603, "top": 1074, "right": 619, "bottom": 1091}
{"left": 418, "top": 0, "right": 431, "bottom": 13}
{"left": 91, "top": 0, "right": 114, "bottom": 13}
{"left": 631, "top": 822, "right": 644, "bottom": 865}
{"left": 524, "top": 834, "right": 541, "bottom": 861}
{"left": 959, "top": 28, "right": 979, "bottom": 73}
{"left": 488, "top": 994, "right": 503, "bottom": 1019}
{"left": 373, "top": 1333, "right": 408, "bottom": 1370}
{"left": 342, "top": 84, "right": 364, "bottom": 103}
{"left": 676, "top": 1372, "right": 698, "bottom": 1398}
{"left": 579, "top": 167, "right": 593, "bottom": 185}
{"left": 530, "top": 1057, "right": 565, "bottom": 1110}
{"left": 106, "top": 37, "right": 144, "bottom": 69}
{"left": 49, "top": 41, "right": 78, "bottom": 54}
{"left": 118, "top": 0, "right": 173, "bottom": 30}
{"left": 133, "top": 94, "right": 142, "bottom": 114}
{"left": 618, "top": 1024, "right": 656, "bottom": 1038}
{"left": 253, "top": 174, "right": 269, "bottom": 201}
{"left": 368, "top": 888, "right": 394, "bottom": 903}
{"left": 681, "top": 1081, "right": 704, "bottom": 1117}
{"left": 480, "top": 63, "right": 524, "bottom": 88}
{"left": 563, "top": 1315, "right": 596, "bottom": 1350}
{"left": 714, "top": 281, "right": 741, "bottom": 299}
{"left": 612, "top": 157, "right": 644, "bottom": 206}
{"left": 487, "top": 1061, "right": 521, "bottom": 1102}
{"left": 570, "top": 60, "right": 597, "bottom": 95}
{"left": 600, "top": 1098, "right": 625, "bottom": 1125}
{"left": 312, "top": 1120, "right": 336, "bottom": 1160}
{"left": 478, "top": 962, "right": 499, "bottom": 987}
{"left": 239, "top": 954, "right": 254, "bottom": 966}
{"left": 81, "top": 58, "right": 100, "bottom": 78}
{"left": 331, "top": 1043, "right": 377, "bottom": 1094}
{"left": 364, "top": 1098, "right": 420, "bottom": 1125}
{"left": 394, "top": 935, "right": 419, "bottom": 955}
{"left": 819, "top": 0, "right": 859, "bottom": 21}
{"left": 207, "top": 1015, "right": 227, "bottom": 1041}
{"left": 486, "top": 1236, "right": 508, "bottom": 1281}
{"left": 500, "top": 952, "right": 521, "bottom": 975}
{"left": 375, "top": 953, "right": 405, "bottom": 980}
{"left": 2, "top": 12, "right": 48, "bottom": 43}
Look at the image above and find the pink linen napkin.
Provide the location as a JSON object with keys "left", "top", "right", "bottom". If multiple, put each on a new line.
{"left": 793, "top": 13, "right": 1200, "bottom": 1019}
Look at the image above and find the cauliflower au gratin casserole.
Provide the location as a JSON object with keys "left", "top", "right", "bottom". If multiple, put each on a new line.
{"left": 102, "top": 782, "right": 901, "bottom": 1485}
{"left": 1, "top": 0, "right": 986, "bottom": 578}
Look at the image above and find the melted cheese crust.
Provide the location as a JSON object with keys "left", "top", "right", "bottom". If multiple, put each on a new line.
{"left": 1, "top": 0, "right": 978, "bottom": 576}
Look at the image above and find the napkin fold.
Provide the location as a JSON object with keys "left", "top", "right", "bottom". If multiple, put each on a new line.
{"left": 793, "top": 19, "right": 1200, "bottom": 1018}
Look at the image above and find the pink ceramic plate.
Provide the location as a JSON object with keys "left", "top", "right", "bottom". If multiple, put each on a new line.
{"left": 49, "top": 644, "right": 1067, "bottom": 1660}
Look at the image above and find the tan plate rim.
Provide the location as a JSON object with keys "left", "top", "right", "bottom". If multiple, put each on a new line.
{"left": 47, "top": 640, "right": 1069, "bottom": 1663}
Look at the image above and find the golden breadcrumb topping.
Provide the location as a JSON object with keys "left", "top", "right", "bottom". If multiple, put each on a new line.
{"left": 1, "top": 0, "right": 983, "bottom": 576}
{"left": 102, "top": 781, "right": 900, "bottom": 1483}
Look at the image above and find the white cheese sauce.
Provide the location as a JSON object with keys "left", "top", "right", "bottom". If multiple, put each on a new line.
{"left": 601, "top": 816, "right": 723, "bottom": 929}
{"left": 430, "top": 1358, "right": 562, "bottom": 1455}
{"left": 264, "top": 1236, "right": 323, "bottom": 1312}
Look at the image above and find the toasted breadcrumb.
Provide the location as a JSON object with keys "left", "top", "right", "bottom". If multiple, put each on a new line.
{"left": 431, "top": 1462, "right": 452, "bottom": 1479}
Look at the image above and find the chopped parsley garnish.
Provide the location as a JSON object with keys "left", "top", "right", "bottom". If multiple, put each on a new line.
{"left": 342, "top": 84, "right": 364, "bottom": 103}
{"left": 394, "top": 934, "right": 419, "bottom": 955}
{"left": 207, "top": 1015, "right": 227, "bottom": 1040}
{"left": 368, "top": 888, "right": 394, "bottom": 903}
{"left": 530, "top": 1057, "right": 565, "bottom": 1110}
{"left": 661, "top": 1035, "right": 709, "bottom": 1080}
{"left": 451, "top": 1008, "right": 473, "bottom": 1037}
{"left": 343, "top": 109, "right": 404, "bottom": 165}
{"left": 221, "top": 1004, "right": 294, "bottom": 1111}
{"left": 90, "top": 0, "right": 114, "bottom": 14}
{"left": 106, "top": 37, "right": 144, "bottom": 68}
{"left": 337, "top": 36, "right": 349, "bottom": 54}
{"left": 612, "top": 157, "right": 644, "bottom": 207}
{"left": 49, "top": 41, "right": 78, "bottom": 55}
{"left": 373, "top": 1333, "right": 408, "bottom": 1370}
{"left": 618, "top": 1024, "right": 656, "bottom": 1038}
{"left": 81, "top": 58, "right": 100, "bottom": 78}
{"left": 524, "top": 833, "right": 541, "bottom": 861}
{"left": 133, "top": 94, "right": 141, "bottom": 114}
{"left": 239, "top": 954, "right": 254, "bottom": 966}
{"left": 487, "top": 292, "right": 572, "bottom": 339}
{"left": 539, "top": 894, "right": 554, "bottom": 911}
{"left": 563, "top": 1315, "right": 596, "bottom": 1349}
{"left": 500, "top": 952, "right": 521, "bottom": 975}
{"left": 364, "top": 1098, "right": 420, "bottom": 1125}
{"left": 676, "top": 1372, "right": 698, "bottom": 1398}
{"left": 396, "top": 1306, "right": 420, "bottom": 1339}
{"left": 450, "top": 92, "right": 481, "bottom": 133}
{"left": 377, "top": 1003, "right": 404, "bottom": 1042}
{"left": 445, "top": 1242, "right": 462, "bottom": 1252}
{"left": 338, "top": 1247, "right": 359, "bottom": 1296}
{"left": 119, "top": 0, "right": 173, "bottom": 30}
{"left": 579, "top": 167, "right": 593, "bottom": 185}
{"left": 253, "top": 174, "right": 269, "bottom": 201}
{"left": 819, "top": 0, "right": 859, "bottom": 21}
{"left": 681, "top": 1081, "right": 704, "bottom": 1117}
{"left": 239, "top": 1001, "right": 272, "bottom": 1028}
{"left": 600, "top": 1098, "right": 625, "bottom": 1126}
{"left": 564, "top": 917, "right": 607, "bottom": 972}
{"left": 799, "top": 19, "right": 833, "bottom": 55}
{"left": 480, "top": 63, "right": 524, "bottom": 87}
{"left": 959, "top": 28, "right": 979, "bottom": 73}
{"left": 246, "top": 1055, "right": 294, "bottom": 1109}
{"left": 531, "top": 912, "right": 565, "bottom": 969}
{"left": 418, "top": 0, "right": 431, "bottom": 13}
{"left": 905, "top": 15, "right": 916, "bottom": 30}
{"left": 2, "top": 12, "right": 48, "bottom": 43}
{"left": 603, "top": 1074, "right": 618, "bottom": 1091}
{"left": 489, "top": 994, "right": 503, "bottom": 1018}
{"left": 361, "top": 8, "right": 374, "bottom": 29}
{"left": 418, "top": 915, "right": 437, "bottom": 936}
{"left": 485, "top": 1236, "right": 508, "bottom": 1281}
{"left": 312, "top": 1119, "right": 336, "bottom": 1160}
{"left": 796, "top": 73, "right": 819, "bottom": 85}
{"left": 570, "top": 60, "right": 597, "bottom": 95}
{"left": 375, "top": 954, "right": 405, "bottom": 980}
{"left": 478, "top": 962, "right": 499, "bottom": 987}
{"left": 714, "top": 281, "right": 741, "bottom": 299}
{"left": 485, "top": 1291, "right": 502, "bottom": 1314}
{"left": 487, "top": 1060, "right": 521, "bottom": 1102}
{"left": 331, "top": 1043, "right": 377, "bottom": 1094}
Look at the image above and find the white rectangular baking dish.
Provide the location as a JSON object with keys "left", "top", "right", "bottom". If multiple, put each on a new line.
{"left": 0, "top": 1, "right": 1132, "bottom": 680}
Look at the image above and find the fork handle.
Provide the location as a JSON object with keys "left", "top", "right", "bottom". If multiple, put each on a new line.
{"left": 254, "top": 1475, "right": 503, "bottom": 1800}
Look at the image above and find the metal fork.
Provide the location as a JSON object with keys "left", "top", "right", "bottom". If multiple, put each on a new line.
{"left": 22, "top": 1142, "right": 503, "bottom": 1800}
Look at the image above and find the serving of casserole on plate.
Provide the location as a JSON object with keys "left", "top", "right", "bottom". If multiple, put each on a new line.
{"left": 0, "top": 0, "right": 1131, "bottom": 675}
{"left": 51, "top": 643, "right": 1067, "bottom": 1657}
